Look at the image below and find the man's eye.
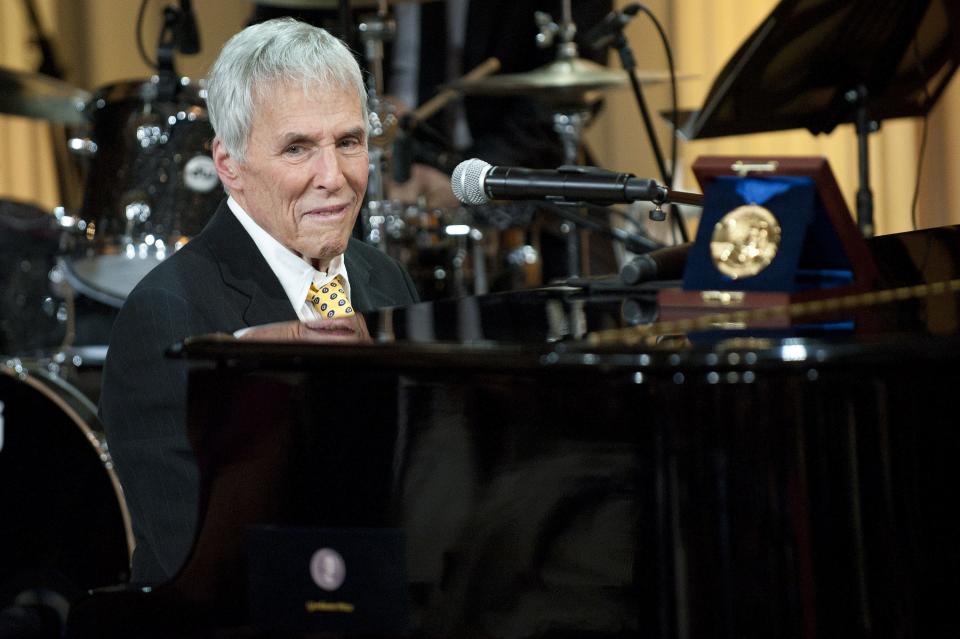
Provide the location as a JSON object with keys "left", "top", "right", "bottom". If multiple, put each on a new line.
{"left": 285, "top": 144, "right": 305, "bottom": 155}
{"left": 339, "top": 138, "right": 364, "bottom": 153}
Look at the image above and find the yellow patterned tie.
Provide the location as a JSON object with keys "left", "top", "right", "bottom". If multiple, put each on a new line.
{"left": 307, "top": 274, "right": 354, "bottom": 319}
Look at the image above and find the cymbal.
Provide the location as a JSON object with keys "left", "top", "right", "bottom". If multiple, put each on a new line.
{"left": 453, "top": 57, "right": 690, "bottom": 101}
{"left": 453, "top": 57, "right": 625, "bottom": 98}
{"left": 0, "top": 67, "right": 89, "bottom": 125}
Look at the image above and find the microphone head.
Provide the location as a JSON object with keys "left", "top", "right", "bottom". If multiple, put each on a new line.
{"left": 451, "top": 158, "right": 492, "bottom": 206}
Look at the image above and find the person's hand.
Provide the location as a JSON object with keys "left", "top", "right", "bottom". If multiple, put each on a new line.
{"left": 387, "top": 163, "right": 461, "bottom": 210}
{"left": 238, "top": 315, "right": 371, "bottom": 344}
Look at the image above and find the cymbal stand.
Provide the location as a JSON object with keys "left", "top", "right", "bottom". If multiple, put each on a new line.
{"left": 553, "top": 110, "right": 589, "bottom": 166}
{"left": 357, "top": 1, "right": 398, "bottom": 249}
{"left": 537, "top": 3, "right": 590, "bottom": 278}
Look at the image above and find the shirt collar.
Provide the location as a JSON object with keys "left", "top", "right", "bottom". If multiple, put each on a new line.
{"left": 227, "top": 197, "right": 350, "bottom": 316}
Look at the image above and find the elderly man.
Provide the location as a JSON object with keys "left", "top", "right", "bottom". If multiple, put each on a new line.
{"left": 99, "top": 18, "right": 419, "bottom": 585}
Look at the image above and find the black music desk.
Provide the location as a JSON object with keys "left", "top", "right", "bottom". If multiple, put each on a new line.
{"left": 70, "top": 226, "right": 960, "bottom": 638}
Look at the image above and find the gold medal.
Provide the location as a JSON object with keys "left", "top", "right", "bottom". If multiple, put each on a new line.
{"left": 710, "top": 204, "right": 782, "bottom": 279}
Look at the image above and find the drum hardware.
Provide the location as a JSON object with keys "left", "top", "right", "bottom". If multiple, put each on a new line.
{"left": 66, "top": 136, "right": 98, "bottom": 157}
{"left": 374, "top": 203, "right": 491, "bottom": 300}
{"left": 356, "top": 3, "right": 399, "bottom": 249}
{"left": 527, "top": 5, "right": 599, "bottom": 279}
{"left": 432, "top": 210, "right": 489, "bottom": 297}
{"left": 364, "top": 54, "right": 503, "bottom": 297}
{"left": 357, "top": 1, "right": 500, "bottom": 248}
{"left": 464, "top": 225, "right": 488, "bottom": 295}
{"left": 506, "top": 243, "right": 540, "bottom": 269}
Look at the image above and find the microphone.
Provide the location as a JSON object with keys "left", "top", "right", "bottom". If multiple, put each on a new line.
{"left": 620, "top": 242, "right": 692, "bottom": 285}
{"left": 583, "top": 4, "right": 641, "bottom": 51}
{"left": 451, "top": 158, "right": 666, "bottom": 206}
{"left": 177, "top": 0, "right": 201, "bottom": 55}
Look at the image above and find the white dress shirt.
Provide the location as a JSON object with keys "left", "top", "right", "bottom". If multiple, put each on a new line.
{"left": 227, "top": 196, "right": 351, "bottom": 322}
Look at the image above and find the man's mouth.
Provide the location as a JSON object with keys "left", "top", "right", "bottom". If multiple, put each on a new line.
{"left": 302, "top": 202, "right": 352, "bottom": 218}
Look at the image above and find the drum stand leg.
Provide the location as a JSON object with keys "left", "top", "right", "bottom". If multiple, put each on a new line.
{"left": 358, "top": 8, "right": 398, "bottom": 252}
{"left": 553, "top": 109, "right": 590, "bottom": 279}
{"left": 471, "top": 229, "right": 488, "bottom": 295}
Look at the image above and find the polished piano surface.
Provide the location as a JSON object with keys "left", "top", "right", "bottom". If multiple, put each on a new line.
{"left": 69, "top": 225, "right": 960, "bottom": 638}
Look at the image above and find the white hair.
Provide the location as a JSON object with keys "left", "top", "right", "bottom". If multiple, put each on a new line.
{"left": 206, "top": 17, "right": 368, "bottom": 163}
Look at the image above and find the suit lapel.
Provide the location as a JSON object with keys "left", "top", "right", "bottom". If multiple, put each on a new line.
{"left": 344, "top": 238, "right": 375, "bottom": 312}
{"left": 201, "top": 203, "right": 388, "bottom": 323}
{"left": 202, "top": 201, "right": 298, "bottom": 327}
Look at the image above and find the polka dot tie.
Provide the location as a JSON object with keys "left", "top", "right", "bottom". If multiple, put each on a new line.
{"left": 307, "top": 274, "right": 354, "bottom": 319}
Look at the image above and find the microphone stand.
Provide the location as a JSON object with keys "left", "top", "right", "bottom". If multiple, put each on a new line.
{"left": 614, "top": 37, "right": 669, "bottom": 187}
{"left": 537, "top": 184, "right": 702, "bottom": 257}
{"left": 22, "top": 0, "right": 61, "bottom": 79}
{"left": 155, "top": 5, "right": 183, "bottom": 103}
{"left": 604, "top": 12, "right": 689, "bottom": 243}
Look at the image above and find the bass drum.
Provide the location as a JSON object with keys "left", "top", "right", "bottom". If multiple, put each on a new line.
{"left": 0, "top": 362, "right": 132, "bottom": 605}
{"left": 65, "top": 77, "right": 221, "bottom": 307}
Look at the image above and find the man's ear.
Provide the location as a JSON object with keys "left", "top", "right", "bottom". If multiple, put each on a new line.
{"left": 212, "top": 138, "right": 242, "bottom": 191}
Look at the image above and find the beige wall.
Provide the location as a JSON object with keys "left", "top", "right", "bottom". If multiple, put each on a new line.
{"left": 0, "top": 0, "right": 248, "bottom": 211}
{"left": 54, "top": 0, "right": 248, "bottom": 90}
{"left": 0, "top": 0, "right": 61, "bottom": 209}
{"left": 2, "top": 0, "right": 958, "bottom": 237}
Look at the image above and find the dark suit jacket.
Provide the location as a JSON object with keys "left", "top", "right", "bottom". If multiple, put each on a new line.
{"left": 99, "top": 200, "right": 419, "bottom": 584}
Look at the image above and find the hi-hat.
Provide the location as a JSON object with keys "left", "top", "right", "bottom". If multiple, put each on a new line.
{"left": 0, "top": 67, "right": 89, "bottom": 125}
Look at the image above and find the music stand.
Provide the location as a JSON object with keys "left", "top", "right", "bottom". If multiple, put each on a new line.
{"left": 670, "top": 0, "right": 960, "bottom": 237}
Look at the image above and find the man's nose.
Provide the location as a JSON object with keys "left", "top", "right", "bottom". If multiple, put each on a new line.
{"left": 310, "top": 146, "right": 347, "bottom": 191}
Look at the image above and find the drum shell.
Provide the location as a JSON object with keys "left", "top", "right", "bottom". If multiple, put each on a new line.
{"left": 78, "top": 78, "right": 220, "bottom": 244}
{"left": 0, "top": 363, "right": 132, "bottom": 602}
{"left": 67, "top": 78, "right": 222, "bottom": 304}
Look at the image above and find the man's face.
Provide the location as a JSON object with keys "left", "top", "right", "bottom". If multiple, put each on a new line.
{"left": 215, "top": 82, "right": 368, "bottom": 269}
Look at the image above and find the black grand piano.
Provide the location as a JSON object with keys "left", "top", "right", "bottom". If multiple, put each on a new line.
{"left": 63, "top": 0, "right": 960, "bottom": 632}
{"left": 65, "top": 224, "right": 960, "bottom": 638}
